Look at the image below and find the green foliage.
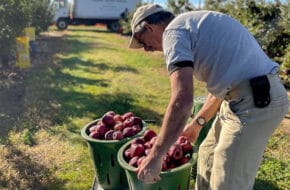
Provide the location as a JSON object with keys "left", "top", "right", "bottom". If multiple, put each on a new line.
{"left": 0, "top": 0, "right": 52, "bottom": 65}
{"left": 119, "top": 10, "right": 134, "bottom": 35}
{"left": 30, "top": 0, "right": 54, "bottom": 35}
{"left": 120, "top": 2, "right": 148, "bottom": 35}
{"left": 279, "top": 2, "right": 290, "bottom": 88}
{"left": 255, "top": 156, "right": 290, "bottom": 190}
{"left": 204, "top": 0, "right": 289, "bottom": 66}
{"left": 167, "top": 0, "right": 194, "bottom": 14}
{"left": 0, "top": 0, "right": 31, "bottom": 56}
{"left": 281, "top": 45, "right": 290, "bottom": 69}
{"left": 22, "top": 128, "right": 34, "bottom": 146}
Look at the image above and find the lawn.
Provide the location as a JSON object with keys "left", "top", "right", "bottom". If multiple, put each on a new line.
{"left": 0, "top": 25, "right": 288, "bottom": 190}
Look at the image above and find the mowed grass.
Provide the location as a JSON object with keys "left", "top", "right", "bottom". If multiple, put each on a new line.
{"left": 0, "top": 25, "right": 288, "bottom": 190}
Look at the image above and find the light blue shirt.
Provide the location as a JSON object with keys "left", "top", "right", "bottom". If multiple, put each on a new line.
{"left": 163, "top": 11, "right": 279, "bottom": 98}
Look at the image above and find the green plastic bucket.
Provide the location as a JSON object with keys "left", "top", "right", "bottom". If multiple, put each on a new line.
{"left": 81, "top": 119, "right": 147, "bottom": 190}
{"left": 117, "top": 140, "right": 197, "bottom": 190}
{"left": 192, "top": 96, "right": 215, "bottom": 149}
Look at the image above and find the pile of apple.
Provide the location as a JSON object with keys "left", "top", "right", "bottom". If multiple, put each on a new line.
{"left": 88, "top": 111, "right": 144, "bottom": 140}
{"left": 123, "top": 129, "right": 193, "bottom": 171}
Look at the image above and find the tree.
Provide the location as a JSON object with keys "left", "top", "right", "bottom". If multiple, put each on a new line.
{"left": 204, "top": 0, "right": 289, "bottom": 64}
{"left": 30, "top": 0, "right": 54, "bottom": 35}
{"left": 167, "top": 0, "right": 194, "bottom": 15}
{"left": 0, "top": 0, "right": 31, "bottom": 67}
{"left": 0, "top": 0, "right": 53, "bottom": 68}
{"left": 119, "top": 2, "right": 152, "bottom": 35}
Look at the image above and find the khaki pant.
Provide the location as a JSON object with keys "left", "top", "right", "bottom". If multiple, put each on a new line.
{"left": 195, "top": 74, "right": 289, "bottom": 190}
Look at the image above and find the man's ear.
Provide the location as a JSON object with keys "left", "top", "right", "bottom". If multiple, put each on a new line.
{"left": 144, "top": 23, "right": 154, "bottom": 32}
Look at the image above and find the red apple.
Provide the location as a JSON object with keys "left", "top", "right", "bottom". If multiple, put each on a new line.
{"left": 123, "top": 117, "right": 134, "bottom": 128}
{"left": 131, "top": 137, "right": 145, "bottom": 145}
{"left": 167, "top": 162, "right": 176, "bottom": 170}
{"left": 95, "top": 124, "right": 107, "bottom": 137}
{"left": 123, "top": 127, "right": 135, "bottom": 138}
{"left": 178, "top": 157, "right": 190, "bottom": 165}
{"left": 143, "top": 129, "right": 157, "bottom": 142}
{"left": 176, "top": 136, "right": 193, "bottom": 154}
{"left": 89, "top": 131, "right": 101, "bottom": 139}
{"left": 113, "top": 122, "right": 125, "bottom": 131}
{"left": 104, "top": 130, "right": 114, "bottom": 140}
{"left": 133, "top": 117, "right": 143, "bottom": 127}
{"left": 114, "top": 114, "right": 123, "bottom": 122}
{"left": 122, "top": 112, "right": 134, "bottom": 120}
{"left": 102, "top": 114, "right": 115, "bottom": 127}
{"left": 89, "top": 125, "right": 98, "bottom": 133}
{"left": 113, "top": 131, "right": 123, "bottom": 140}
{"left": 130, "top": 144, "right": 145, "bottom": 158}
{"left": 132, "top": 125, "right": 142, "bottom": 133}
{"left": 168, "top": 144, "right": 183, "bottom": 161}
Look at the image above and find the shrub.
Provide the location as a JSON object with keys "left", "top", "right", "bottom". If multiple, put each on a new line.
{"left": 0, "top": 0, "right": 31, "bottom": 61}
{"left": 0, "top": 0, "right": 53, "bottom": 67}
{"left": 120, "top": 2, "right": 146, "bottom": 35}
{"left": 30, "top": 0, "right": 54, "bottom": 35}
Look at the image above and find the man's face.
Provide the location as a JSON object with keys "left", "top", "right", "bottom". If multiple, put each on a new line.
{"left": 134, "top": 23, "right": 163, "bottom": 52}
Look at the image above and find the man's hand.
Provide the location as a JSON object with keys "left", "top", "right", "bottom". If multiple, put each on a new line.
{"left": 134, "top": 154, "right": 162, "bottom": 184}
{"left": 180, "top": 121, "right": 202, "bottom": 144}
{"left": 181, "top": 93, "right": 222, "bottom": 144}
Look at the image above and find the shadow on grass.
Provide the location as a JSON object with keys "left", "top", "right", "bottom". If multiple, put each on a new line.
{"left": 63, "top": 36, "right": 132, "bottom": 55}
{"left": 44, "top": 37, "right": 160, "bottom": 132}
{"left": 23, "top": 30, "right": 160, "bottom": 134}
{"left": 47, "top": 92, "right": 162, "bottom": 148}
{"left": 0, "top": 145, "right": 65, "bottom": 189}
{"left": 59, "top": 56, "right": 138, "bottom": 75}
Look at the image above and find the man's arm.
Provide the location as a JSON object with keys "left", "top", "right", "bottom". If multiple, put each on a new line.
{"left": 181, "top": 93, "right": 222, "bottom": 143}
{"left": 194, "top": 93, "right": 222, "bottom": 123}
{"left": 136, "top": 67, "right": 194, "bottom": 183}
{"left": 154, "top": 67, "right": 194, "bottom": 155}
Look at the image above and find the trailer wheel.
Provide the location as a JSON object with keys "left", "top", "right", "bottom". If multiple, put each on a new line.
{"left": 57, "top": 18, "right": 68, "bottom": 30}
{"left": 107, "top": 21, "right": 120, "bottom": 33}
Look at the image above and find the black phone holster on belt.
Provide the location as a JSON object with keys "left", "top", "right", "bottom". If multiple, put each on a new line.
{"left": 249, "top": 75, "right": 271, "bottom": 108}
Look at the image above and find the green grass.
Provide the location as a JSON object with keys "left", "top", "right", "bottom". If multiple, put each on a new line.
{"left": 0, "top": 25, "right": 288, "bottom": 190}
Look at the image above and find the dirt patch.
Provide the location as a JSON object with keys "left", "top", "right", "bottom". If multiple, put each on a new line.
{"left": 0, "top": 130, "right": 79, "bottom": 189}
{"left": 279, "top": 117, "right": 290, "bottom": 136}
{"left": 0, "top": 61, "right": 27, "bottom": 136}
{"left": 0, "top": 31, "right": 66, "bottom": 137}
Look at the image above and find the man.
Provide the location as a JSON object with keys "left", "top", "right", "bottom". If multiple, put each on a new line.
{"left": 129, "top": 4, "right": 289, "bottom": 190}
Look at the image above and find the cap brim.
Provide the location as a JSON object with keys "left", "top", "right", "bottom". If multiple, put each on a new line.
{"left": 128, "top": 34, "right": 144, "bottom": 49}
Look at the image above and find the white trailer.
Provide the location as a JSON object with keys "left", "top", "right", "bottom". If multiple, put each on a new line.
{"left": 50, "top": 0, "right": 141, "bottom": 31}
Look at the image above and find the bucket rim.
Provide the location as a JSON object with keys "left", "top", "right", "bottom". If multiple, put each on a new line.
{"left": 117, "top": 139, "right": 196, "bottom": 175}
